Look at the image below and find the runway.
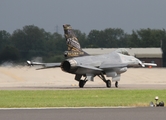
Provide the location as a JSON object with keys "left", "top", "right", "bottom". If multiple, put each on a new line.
{"left": 0, "top": 107, "right": 165, "bottom": 120}
{"left": 0, "top": 66, "right": 166, "bottom": 89}
{"left": 0, "top": 84, "right": 166, "bottom": 90}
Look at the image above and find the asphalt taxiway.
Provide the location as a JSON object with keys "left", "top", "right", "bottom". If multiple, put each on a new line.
{"left": 0, "top": 107, "right": 165, "bottom": 120}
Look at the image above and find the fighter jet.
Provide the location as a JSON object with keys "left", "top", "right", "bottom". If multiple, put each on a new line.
{"left": 27, "top": 24, "right": 157, "bottom": 88}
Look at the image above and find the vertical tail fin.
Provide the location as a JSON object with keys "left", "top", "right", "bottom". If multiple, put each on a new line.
{"left": 63, "top": 24, "right": 88, "bottom": 58}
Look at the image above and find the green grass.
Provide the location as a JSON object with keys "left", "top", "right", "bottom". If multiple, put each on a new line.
{"left": 0, "top": 89, "right": 165, "bottom": 108}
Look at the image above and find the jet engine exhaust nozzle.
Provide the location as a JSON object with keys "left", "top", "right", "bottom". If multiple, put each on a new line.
{"left": 61, "top": 59, "right": 77, "bottom": 72}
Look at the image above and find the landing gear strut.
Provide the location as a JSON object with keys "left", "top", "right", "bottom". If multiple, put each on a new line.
{"left": 78, "top": 76, "right": 88, "bottom": 88}
{"left": 79, "top": 80, "right": 87, "bottom": 88}
{"left": 98, "top": 73, "right": 111, "bottom": 88}
{"left": 115, "top": 81, "right": 118, "bottom": 88}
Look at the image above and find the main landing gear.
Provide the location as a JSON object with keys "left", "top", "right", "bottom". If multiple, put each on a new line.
{"left": 98, "top": 73, "right": 119, "bottom": 88}
{"left": 78, "top": 74, "right": 119, "bottom": 88}
{"left": 79, "top": 80, "right": 87, "bottom": 88}
{"left": 78, "top": 76, "right": 88, "bottom": 88}
{"left": 115, "top": 81, "right": 118, "bottom": 88}
{"left": 98, "top": 74, "right": 111, "bottom": 88}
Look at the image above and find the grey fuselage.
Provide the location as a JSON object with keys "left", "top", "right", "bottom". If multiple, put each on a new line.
{"left": 61, "top": 51, "right": 140, "bottom": 76}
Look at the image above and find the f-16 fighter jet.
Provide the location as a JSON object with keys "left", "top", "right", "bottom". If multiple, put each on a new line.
{"left": 27, "top": 24, "right": 157, "bottom": 88}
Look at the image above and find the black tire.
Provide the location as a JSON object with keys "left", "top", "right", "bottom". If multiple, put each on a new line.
{"left": 115, "top": 81, "right": 118, "bottom": 88}
{"left": 79, "top": 80, "right": 86, "bottom": 88}
{"left": 106, "top": 80, "right": 111, "bottom": 88}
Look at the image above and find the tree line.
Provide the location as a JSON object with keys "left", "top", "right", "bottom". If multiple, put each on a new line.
{"left": 0, "top": 25, "right": 166, "bottom": 66}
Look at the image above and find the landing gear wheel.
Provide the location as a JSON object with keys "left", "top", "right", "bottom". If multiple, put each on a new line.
{"left": 115, "top": 81, "right": 118, "bottom": 88}
{"left": 106, "top": 80, "right": 111, "bottom": 88}
{"left": 79, "top": 80, "right": 86, "bottom": 88}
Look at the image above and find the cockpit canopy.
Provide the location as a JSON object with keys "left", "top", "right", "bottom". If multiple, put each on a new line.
{"left": 116, "top": 48, "right": 130, "bottom": 56}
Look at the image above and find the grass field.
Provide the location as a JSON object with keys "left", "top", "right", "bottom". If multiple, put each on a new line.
{"left": 0, "top": 89, "right": 165, "bottom": 108}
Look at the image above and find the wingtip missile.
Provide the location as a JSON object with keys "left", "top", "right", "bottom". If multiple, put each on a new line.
{"left": 143, "top": 63, "right": 157, "bottom": 67}
{"left": 27, "top": 60, "right": 32, "bottom": 66}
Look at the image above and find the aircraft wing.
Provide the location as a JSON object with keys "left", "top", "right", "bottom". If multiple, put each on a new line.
{"left": 138, "top": 60, "right": 157, "bottom": 67}
{"left": 27, "top": 61, "right": 61, "bottom": 70}
{"left": 99, "top": 63, "right": 127, "bottom": 69}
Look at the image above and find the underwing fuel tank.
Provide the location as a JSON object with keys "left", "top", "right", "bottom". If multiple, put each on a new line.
{"left": 116, "top": 67, "right": 127, "bottom": 74}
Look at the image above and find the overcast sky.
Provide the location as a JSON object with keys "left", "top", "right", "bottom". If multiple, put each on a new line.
{"left": 1, "top": 0, "right": 166, "bottom": 35}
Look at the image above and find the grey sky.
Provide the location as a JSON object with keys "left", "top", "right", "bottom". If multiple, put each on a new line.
{"left": 1, "top": 0, "right": 166, "bottom": 35}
